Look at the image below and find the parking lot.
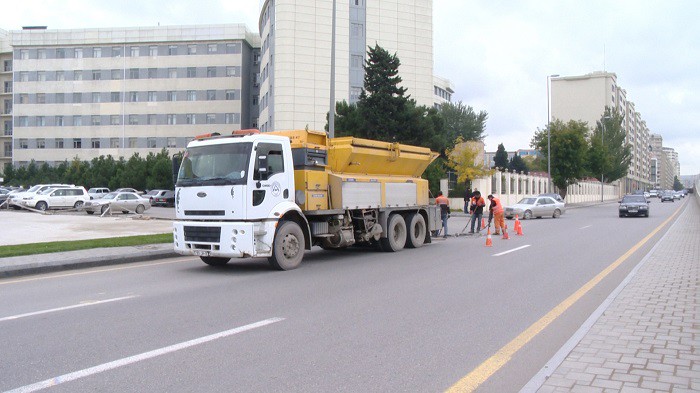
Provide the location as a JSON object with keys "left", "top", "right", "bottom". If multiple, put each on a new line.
{"left": 0, "top": 206, "right": 175, "bottom": 246}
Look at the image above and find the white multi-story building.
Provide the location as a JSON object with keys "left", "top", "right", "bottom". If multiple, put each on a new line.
{"left": 1, "top": 29, "right": 12, "bottom": 171}
{"left": 433, "top": 75, "right": 454, "bottom": 109}
{"left": 257, "top": 0, "right": 435, "bottom": 132}
{"left": 9, "top": 24, "right": 260, "bottom": 166}
{"left": 650, "top": 134, "right": 675, "bottom": 190}
{"left": 551, "top": 71, "right": 652, "bottom": 193}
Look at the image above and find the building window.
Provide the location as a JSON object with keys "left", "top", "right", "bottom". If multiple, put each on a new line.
{"left": 56, "top": 48, "right": 65, "bottom": 58}
{"left": 3, "top": 120, "right": 11, "bottom": 135}
{"left": 226, "top": 43, "right": 241, "bottom": 54}
{"left": 74, "top": 71, "right": 83, "bottom": 80}
{"left": 167, "top": 114, "right": 176, "bottom": 125}
{"left": 56, "top": 71, "right": 65, "bottom": 81}
{"left": 148, "top": 91, "right": 157, "bottom": 102}
{"left": 168, "top": 45, "right": 178, "bottom": 55}
{"left": 37, "top": 116, "right": 46, "bottom": 126}
{"left": 38, "top": 72, "right": 47, "bottom": 82}
{"left": 36, "top": 93, "right": 46, "bottom": 104}
{"left": 73, "top": 116, "right": 82, "bottom": 126}
{"left": 112, "top": 47, "right": 122, "bottom": 57}
{"left": 252, "top": 95, "right": 258, "bottom": 106}
{"left": 93, "top": 47, "right": 102, "bottom": 58}
{"left": 92, "top": 70, "right": 101, "bottom": 80}
{"left": 187, "top": 90, "right": 196, "bottom": 101}
{"left": 148, "top": 68, "right": 157, "bottom": 79}
{"left": 19, "top": 139, "right": 28, "bottom": 149}
{"left": 186, "top": 114, "right": 196, "bottom": 124}
{"left": 225, "top": 113, "right": 240, "bottom": 124}
{"left": 148, "top": 114, "right": 157, "bottom": 125}
{"left": 149, "top": 46, "right": 158, "bottom": 56}
{"left": 92, "top": 138, "right": 101, "bottom": 148}
{"left": 128, "top": 138, "right": 137, "bottom": 148}
{"left": 226, "top": 66, "right": 239, "bottom": 77}
{"left": 19, "top": 116, "right": 28, "bottom": 127}
{"left": 147, "top": 138, "right": 157, "bottom": 148}
{"left": 37, "top": 139, "right": 46, "bottom": 149}
{"left": 187, "top": 44, "right": 197, "bottom": 55}
{"left": 351, "top": 55, "right": 363, "bottom": 68}
{"left": 130, "top": 46, "right": 140, "bottom": 57}
{"left": 207, "top": 90, "right": 216, "bottom": 100}
{"left": 92, "top": 92, "right": 101, "bottom": 103}
{"left": 3, "top": 60, "right": 11, "bottom": 72}
{"left": 129, "top": 68, "right": 139, "bottom": 79}
{"left": 110, "top": 138, "right": 120, "bottom": 148}
{"left": 111, "top": 92, "right": 121, "bottom": 102}
{"left": 168, "top": 68, "right": 177, "bottom": 78}
{"left": 207, "top": 67, "right": 216, "bottom": 77}
{"left": 110, "top": 115, "right": 120, "bottom": 125}
{"left": 74, "top": 48, "right": 83, "bottom": 58}
{"left": 20, "top": 49, "right": 29, "bottom": 59}
{"left": 56, "top": 139, "right": 64, "bottom": 149}
{"left": 55, "top": 116, "right": 64, "bottom": 126}
{"left": 129, "top": 91, "right": 138, "bottom": 102}
{"left": 351, "top": 23, "right": 364, "bottom": 37}
{"left": 207, "top": 44, "right": 218, "bottom": 54}
{"left": 167, "top": 137, "right": 177, "bottom": 148}
{"left": 19, "top": 72, "right": 29, "bottom": 82}
{"left": 187, "top": 67, "right": 196, "bottom": 78}
{"left": 225, "top": 90, "right": 237, "bottom": 100}
{"left": 37, "top": 49, "right": 47, "bottom": 59}
{"left": 206, "top": 113, "right": 216, "bottom": 124}
{"left": 19, "top": 94, "right": 29, "bottom": 104}
{"left": 129, "top": 115, "right": 138, "bottom": 125}
{"left": 73, "top": 138, "right": 82, "bottom": 148}
{"left": 91, "top": 116, "right": 101, "bottom": 126}
{"left": 166, "top": 91, "right": 176, "bottom": 101}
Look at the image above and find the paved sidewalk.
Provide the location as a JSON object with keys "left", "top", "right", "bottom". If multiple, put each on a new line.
{"left": 529, "top": 197, "right": 700, "bottom": 392}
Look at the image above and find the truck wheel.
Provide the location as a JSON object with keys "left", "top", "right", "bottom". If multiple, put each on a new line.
{"left": 269, "top": 221, "right": 305, "bottom": 270}
{"left": 200, "top": 256, "right": 230, "bottom": 266}
{"left": 379, "top": 213, "right": 406, "bottom": 252}
{"left": 406, "top": 213, "right": 426, "bottom": 249}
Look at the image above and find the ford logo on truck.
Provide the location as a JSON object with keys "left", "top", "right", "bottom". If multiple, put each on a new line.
{"left": 197, "top": 192, "right": 207, "bottom": 198}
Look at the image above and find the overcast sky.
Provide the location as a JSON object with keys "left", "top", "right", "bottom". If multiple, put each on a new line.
{"left": 1, "top": 0, "right": 697, "bottom": 175}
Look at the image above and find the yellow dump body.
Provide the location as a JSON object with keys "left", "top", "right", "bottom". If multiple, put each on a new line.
{"left": 268, "top": 130, "right": 437, "bottom": 211}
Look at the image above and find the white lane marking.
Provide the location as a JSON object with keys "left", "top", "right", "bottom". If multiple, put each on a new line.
{"left": 579, "top": 225, "right": 592, "bottom": 229}
{"left": 0, "top": 296, "right": 137, "bottom": 323}
{"left": 4, "top": 317, "right": 285, "bottom": 393}
{"left": 493, "top": 245, "right": 531, "bottom": 256}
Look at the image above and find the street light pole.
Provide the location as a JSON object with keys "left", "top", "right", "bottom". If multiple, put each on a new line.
{"left": 546, "top": 74, "right": 559, "bottom": 193}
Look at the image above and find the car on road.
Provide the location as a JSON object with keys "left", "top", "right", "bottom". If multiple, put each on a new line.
{"left": 152, "top": 190, "right": 175, "bottom": 207}
{"left": 660, "top": 192, "right": 675, "bottom": 202}
{"left": 87, "top": 187, "right": 111, "bottom": 199}
{"left": 83, "top": 191, "right": 151, "bottom": 215}
{"left": 21, "top": 186, "right": 90, "bottom": 211}
{"left": 618, "top": 195, "right": 650, "bottom": 217}
{"left": 505, "top": 196, "right": 566, "bottom": 220}
{"left": 649, "top": 190, "right": 660, "bottom": 198}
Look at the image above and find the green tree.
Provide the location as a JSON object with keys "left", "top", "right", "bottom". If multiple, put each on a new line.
{"left": 531, "top": 119, "right": 590, "bottom": 198}
{"left": 508, "top": 155, "right": 528, "bottom": 174}
{"left": 422, "top": 157, "right": 447, "bottom": 197}
{"left": 447, "top": 138, "right": 492, "bottom": 185}
{"left": 493, "top": 143, "right": 509, "bottom": 169}
{"left": 587, "top": 107, "right": 631, "bottom": 183}
{"left": 673, "top": 176, "right": 684, "bottom": 191}
{"left": 439, "top": 101, "right": 488, "bottom": 143}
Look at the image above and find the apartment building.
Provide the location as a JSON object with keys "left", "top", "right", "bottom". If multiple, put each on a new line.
{"left": 9, "top": 24, "right": 260, "bottom": 166}
{"left": 258, "top": 0, "right": 434, "bottom": 132}
{"left": 1, "top": 29, "right": 11, "bottom": 171}
{"left": 551, "top": 71, "right": 653, "bottom": 193}
{"left": 650, "top": 134, "right": 675, "bottom": 190}
{"left": 433, "top": 75, "right": 454, "bottom": 109}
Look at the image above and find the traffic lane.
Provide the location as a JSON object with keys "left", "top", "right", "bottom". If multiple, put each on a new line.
{"left": 0, "top": 201, "right": 686, "bottom": 392}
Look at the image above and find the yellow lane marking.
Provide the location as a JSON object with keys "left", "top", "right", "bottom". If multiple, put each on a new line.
{"left": 0, "top": 257, "right": 196, "bottom": 286}
{"left": 446, "top": 202, "right": 685, "bottom": 392}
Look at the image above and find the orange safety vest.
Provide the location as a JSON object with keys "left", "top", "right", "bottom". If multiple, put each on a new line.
{"left": 436, "top": 195, "right": 449, "bottom": 206}
{"left": 490, "top": 197, "right": 504, "bottom": 214}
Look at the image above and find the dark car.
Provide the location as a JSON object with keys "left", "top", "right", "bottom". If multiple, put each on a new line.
{"left": 619, "top": 195, "right": 650, "bottom": 217}
{"left": 152, "top": 190, "right": 175, "bottom": 207}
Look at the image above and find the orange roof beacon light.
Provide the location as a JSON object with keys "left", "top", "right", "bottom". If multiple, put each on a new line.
{"left": 233, "top": 129, "right": 260, "bottom": 136}
{"left": 194, "top": 132, "right": 221, "bottom": 140}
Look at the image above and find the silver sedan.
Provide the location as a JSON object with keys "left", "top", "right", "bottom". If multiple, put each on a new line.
{"left": 83, "top": 192, "right": 151, "bottom": 215}
{"left": 505, "top": 196, "right": 566, "bottom": 220}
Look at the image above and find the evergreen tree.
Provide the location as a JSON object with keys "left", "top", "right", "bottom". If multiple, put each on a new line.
{"left": 508, "top": 155, "right": 529, "bottom": 174}
{"left": 588, "top": 107, "right": 631, "bottom": 183}
{"left": 493, "top": 143, "right": 509, "bottom": 169}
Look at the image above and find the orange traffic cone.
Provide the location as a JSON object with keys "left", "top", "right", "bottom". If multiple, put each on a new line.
{"left": 485, "top": 227, "right": 493, "bottom": 247}
{"left": 481, "top": 217, "right": 486, "bottom": 230}
{"left": 515, "top": 215, "right": 523, "bottom": 236}
{"left": 502, "top": 228, "right": 510, "bottom": 240}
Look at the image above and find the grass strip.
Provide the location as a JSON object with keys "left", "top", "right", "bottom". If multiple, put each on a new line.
{"left": 0, "top": 233, "right": 172, "bottom": 258}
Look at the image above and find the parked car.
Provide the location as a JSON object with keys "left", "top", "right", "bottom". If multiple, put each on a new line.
{"left": 8, "top": 184, "right": 74, "bottom": 209}
{"left": 537, "top": 193, "right": 564, "bottom": 203}
{"left": 87, "top": 187, "right": 111, "bottom": 199}
{"left": 505, "top": 196, "right": 566, "bottom": 219}
{"left": 83, "top": 192, "right": 151, "bottom": 215}
{"left": 0, "top": 188, "right": 11, "bottom": 206}
{"left": 619, "top": 195, "right": 650, "bottom": 217}
{"left": 660, "top": 192, "right": 675, "bottom": 202}
{"left": 145, "top": 189, "right": 168, "bottom": 203}
{"left": 115, "top": 188, "right": 143, "bottom": 195}
{"left": 152, "top": 190, "right": 175, "bottom": 207}
{"left": 21, "top": 186, "right": 90, "bottom": 211}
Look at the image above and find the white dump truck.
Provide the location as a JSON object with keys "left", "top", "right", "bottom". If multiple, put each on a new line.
{"left": 173, "top": 129, "right": 440, "bottom": 270}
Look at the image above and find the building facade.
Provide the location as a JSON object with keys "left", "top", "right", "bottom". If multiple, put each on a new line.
{"left": 1, "top": 29, "right": 12, "bottom": 171}
{"left": 649, "top": 134, "right": 674, "bottom": 190}
{"left": 551, "top": 71, "right": 653, "bottom": 193}
{"left": 433, "top": 75, "right": 454, "bottom": 109}
{"left": 9, "top": 24, "right": 260, "bottom": 166}
{"left": 258, "top": 0, "right": 434, "bottom": 132}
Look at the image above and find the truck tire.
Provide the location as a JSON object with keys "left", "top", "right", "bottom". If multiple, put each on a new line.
{"left": 406, "top": 213, "right": 426, "bottom": 249}
{"left": 379, "top": 213, "right": 406, "bottom": 252}
{"left": 200, "top": 256, "right": 230, "bottom": 266}
{"left": 269, "top": 220, "right": 305, "bottom": 270}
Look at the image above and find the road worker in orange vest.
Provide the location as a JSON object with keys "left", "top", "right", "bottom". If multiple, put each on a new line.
{"left": 436, "top": 191, "right": 450, "bottom": 238}
{"left": 487, "top": 194, "right": 505, "bottom": 235}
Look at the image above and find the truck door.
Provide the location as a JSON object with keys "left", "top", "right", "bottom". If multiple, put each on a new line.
{"left": 248, "top": 142, "right": 291, "bottom": 219}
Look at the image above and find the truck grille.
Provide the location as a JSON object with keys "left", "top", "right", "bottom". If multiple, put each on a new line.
{"left": 184, "top": 226, "right": 221, "bottom": 243}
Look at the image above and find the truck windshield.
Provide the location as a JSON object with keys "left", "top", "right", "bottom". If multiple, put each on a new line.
{"left": 177, "top": 142, "right": 253, "bottom": 187}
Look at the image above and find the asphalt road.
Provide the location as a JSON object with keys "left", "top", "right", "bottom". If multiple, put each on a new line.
{"left": 0, "top": 197, "right": 688, "bottom": 392}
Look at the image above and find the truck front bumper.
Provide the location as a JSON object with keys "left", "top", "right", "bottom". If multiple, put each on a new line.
{"left": 173, "top": 220, "right": 276, "bottom": 259}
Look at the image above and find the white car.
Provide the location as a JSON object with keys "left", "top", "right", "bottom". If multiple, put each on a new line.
{"left": 83, "top": 192, "right": 151, "bottom": 215}
{"left": 9, "top": 184, "right": 73, "bottom": 209}
{"left": 505, "top": 196, "right": 566, "bottom": 219}
{"left": 22, "top": 186, "right": 90, "bottom": 211}
{"left": 87, "top": 187, "right": 111, "bottom": 199}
